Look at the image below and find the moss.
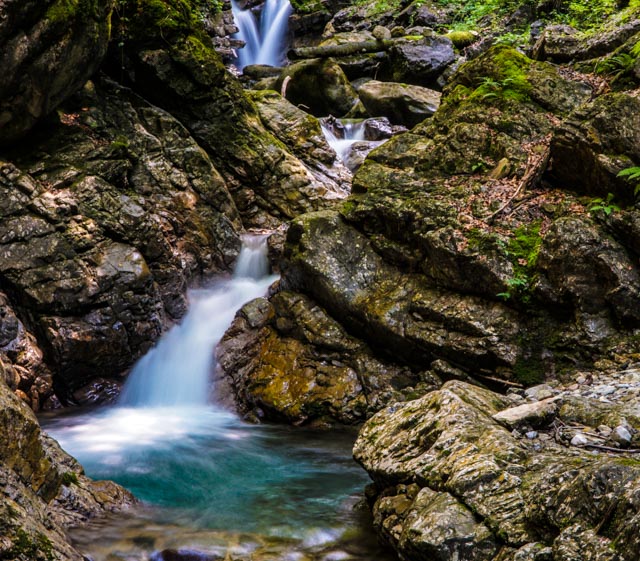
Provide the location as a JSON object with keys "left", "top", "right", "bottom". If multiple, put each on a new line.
{"left": 61, "top": 471, "right": 79, "bottom": 485}
{"left": 446, "top": 30, "right": 477, "bottom": 49}
{"left": 7, "top": 529, "right": 54, "bottom": 561}
{"left": 469, "top": 47, "right": 532, "bottom": 103}
{"left": 289, "top": 0, "right": 327, "bottom": 14}
{"left": 46, "top": 0, "right": 101, "bottom": 23}
{"left": 513, "top": 354, "right": 545, "bottom": 385}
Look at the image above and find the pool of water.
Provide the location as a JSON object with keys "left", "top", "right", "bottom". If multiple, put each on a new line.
{"left": 43, "top": 407, "right": 391, "bottom": 560}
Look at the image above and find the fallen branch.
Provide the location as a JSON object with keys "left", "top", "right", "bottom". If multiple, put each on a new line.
{"left": 288, "top": 39, "right": 395, "bottom": 60}
{"left": 486, "top": 136, "right": 552, "bottom": 224}
{"left": 583, "top": 443, "right": 640, "bottom": 453}
{"left": 473, "top": 373, "right": 524, "bottom": 388}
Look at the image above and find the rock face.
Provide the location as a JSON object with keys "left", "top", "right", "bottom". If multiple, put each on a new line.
{"left": 0, "top": 0, "right": 114, "bottom": 144}
{"left": 0, "top": 377, "right": 133, "bottom": 560}
{"left": 216, "top": 290, "right": 436, "bottom": 424}
{"left": 354, "top": 380, "right": 640, "bottom": 561}
{"left": 1, "top": 77, "right": 242, "bottom": 402}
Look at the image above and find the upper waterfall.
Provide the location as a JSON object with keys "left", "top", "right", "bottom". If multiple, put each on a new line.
{"left": 118, "top": 234, "right": 276, "bottom": 407}
{"left": 231, "top": 0, "right": 293, "bottom": 69}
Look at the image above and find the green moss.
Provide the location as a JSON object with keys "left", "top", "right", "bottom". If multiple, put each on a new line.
{"left": 61, "top": 471, "right": 79, "bottom": 485}
{"left": 7, "top": 529, "right": 54, "bottom": 561}
{"left": 46, "top": 0, "right": 101, "bottom": 23}
{"left": 513, "top": 354, "right": 545, "bottom": 385}
{"left": 446, "top": 30, "right": 477, "bottom": 48}
{"left": 289, "top": 0, "right": 327, "bottom": 14}
{"left": 470, "top": 47, "right": 532, "bottom": 103}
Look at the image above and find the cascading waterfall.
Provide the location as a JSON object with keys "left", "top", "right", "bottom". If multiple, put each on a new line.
{"left": 119, "top": 234, "right": 274, "bottom": 407}
{"left": 231, "top": 0, "right": 293, "bottom": 69}
{"left": 321, "top": 120, "right": 367, "bottom": 165}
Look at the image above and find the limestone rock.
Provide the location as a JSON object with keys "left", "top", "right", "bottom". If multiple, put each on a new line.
{"left": 493, "top": 398, "right": 560, "bottom": 430}
{"left": 0, "top": 0, "right": 113, "bottom": 144}
{"left": 358, "top": 80, "right": 441, "bottom": 127}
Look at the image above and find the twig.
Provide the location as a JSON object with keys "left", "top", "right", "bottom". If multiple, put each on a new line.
{"left": 486, "top": 136, "right": 552, "bottom": 224}
{"left": 473, "top": 373, "right": 524, "bottom": 388}
{"left": 583, "top": 444, "right": 640, "bottom": 454}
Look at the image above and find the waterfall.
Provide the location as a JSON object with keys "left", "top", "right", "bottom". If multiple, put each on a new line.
{"left": 118, "top": 234, "right": 276, "bottom": 407}
{"left": 231, "top": 0, "right": 293, "bottom": 69}
{"left": 321, "top": 120, "right": 367, "bottom": 165}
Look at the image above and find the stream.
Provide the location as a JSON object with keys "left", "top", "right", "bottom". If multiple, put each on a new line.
{"left": 43, "top": 237, "right": 392, "bottom": 561}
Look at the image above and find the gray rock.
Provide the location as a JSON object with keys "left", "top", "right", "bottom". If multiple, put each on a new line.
{"left": 358, "top": 80, "right": 441, "bottom": 127}
{"left": 612, "top": 425, "right": 632, "bottom": 447}
{"left": 492, "top": 398, "right": 560, "bottom": 430}
{"left": 570, "top": 433, "right": 589, "bottom": 446}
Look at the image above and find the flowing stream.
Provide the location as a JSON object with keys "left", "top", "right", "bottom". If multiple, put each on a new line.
{"left": 43, "top": 236, "right": 388, "bottom": 560}
{"left": 231, "top": 0, "right": 293, "bottom": 69}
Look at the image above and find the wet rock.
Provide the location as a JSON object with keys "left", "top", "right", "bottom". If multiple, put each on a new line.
{"left": 358, "top": 80, "right": 441, "bottom": 127}
{"left": 611, "top": 425, "right": 632, "bottom": 447}
{"left": 216, "top": 290, "right": 425, "bottom": 424}
{"left": 381, "top": 33, "right": 456, "bottom": 87}
{"left": 276, "top": 59, "right": 360, "bottom": 117}
{"left": 0, "top": 378, "right": 133, "bottom": 560}
{"left": 151, "top": 549, "right": 222, "bottom": 561}
{"left": 72, "top": 377, "right": 122, "bottom": 406}
{"left": 1, "top": 76, "right": 243, "bottom": 395}
{"left": 0, "top": 0, "right": 113, "bottom": 144}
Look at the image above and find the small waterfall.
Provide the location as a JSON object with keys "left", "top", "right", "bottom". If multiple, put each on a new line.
{"left": 118, "top": 234, "right": 275, "bottom": 407}
{"left": 231, "top": 0, "right": 293, "bottom": 69}
{"left": 321, "top": 120, "right": 367, "bottom": 166}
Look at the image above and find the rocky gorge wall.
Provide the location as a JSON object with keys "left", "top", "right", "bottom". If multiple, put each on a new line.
{"left": 1, "top": 0, "right": 640, "bottom": 559}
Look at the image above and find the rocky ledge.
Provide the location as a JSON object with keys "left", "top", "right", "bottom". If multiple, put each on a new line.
{"left": 0, "top": 373, "right": 133, "bottom": 560}
{"left": 354, "top": 375, "right": 640, "bottom": 561}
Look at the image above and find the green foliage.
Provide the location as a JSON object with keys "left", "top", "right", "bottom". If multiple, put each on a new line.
{"left": 497, "top": 222, "right": 542, "bottom": 302}
{"left": 588, "top": 192, "right": 621, "bottom": 215}
{"left": 595, "top": 52, "right": 636, "bottom": 82}
{"left": 468, "top": 48, "right": 532, "bottom": 103}
{"left": 46, "top": 0, "right": 101, "bottom": 23}
{"left": 7, "top": 529, "right": 54, "bottom": 561}
{"left": 617, "top": 165, "right": 640, "bottom": 198}
{"left": 61, "top": 471, "right": 79, "bottom": 486}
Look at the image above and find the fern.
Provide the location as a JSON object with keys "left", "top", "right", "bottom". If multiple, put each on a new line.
{"left": 617, "top": 166, "right": 640, "bottom": 198}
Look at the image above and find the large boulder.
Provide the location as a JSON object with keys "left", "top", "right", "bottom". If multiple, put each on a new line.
{"left": 381, "top": 33, "right": 456, "bottom": 87}
{"left": 358, "top": 80, "right": 441, "bottom": 127}
{"left": 275, "top": 58, "right": 361, "bottom": 117}
{"left": 216, "top": 290, "right": 433, "bottom": 424}
{"left": 0, "top": 0, "right": 113, "bottom": 144}
{"left": 0, "top": 77, "right": 242, "bottom": 400}
{"left": 0, "top": 377, "right": 133, "bottom": 560}
{"left": 354, "top": 380, "right": 640, "bottom": 561}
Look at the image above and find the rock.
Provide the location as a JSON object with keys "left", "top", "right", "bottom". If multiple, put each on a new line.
{"left": 216, "top": 290, "right": 425, "bottom": 424}
{"left": 276, "top": 59, "right": 360, "bottom": 117}
{"left": 611, "top": 425, "right": 632, "bottom": 447}
{"left": 355, "top": 380, "right": 640, "bottom": 561}
{"left": 381, "top": 33, "right": 456, "bottom": 87}
{"left": 0, "top": 0, "right": 113, "bottom": 144}
{"left": 358, "top": 80, "right": 441, "bottom": 127}
{"left": 151, "top": 549, "right": 222, "bottom": 561}
{"left": 106, "top": 2, "right": 350, "bottom": 229}
{"left": 0, "top": 378, "right": 133, "bottom": 560}
{"left": 493, "top": 398, "right": 560, "bottom": 430}
{"left": 524, "top": 384, "right": 556, "bottom": 401}
{"left": 1, "top": 76, "right": 243, "bottom": 396}
{"left": 570, "top": 433, "right": 589, "bottom": 446}
{"left": 549, "top": 93, "right": 640, "bottom": 203}
{"left": 247, "top": 89, "right": 351, "bottom": 197}
{"left": 533, "top": 20, "right": 640, "bottom": 62}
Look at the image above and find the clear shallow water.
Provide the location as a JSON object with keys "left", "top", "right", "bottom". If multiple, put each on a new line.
{"left": 44, "top": 407, "right": 370, "bottom": 538}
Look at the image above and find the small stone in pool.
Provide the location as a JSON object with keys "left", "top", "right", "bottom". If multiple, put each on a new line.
{"left": 151, "top": 549, "right": 222, "bottom": 561}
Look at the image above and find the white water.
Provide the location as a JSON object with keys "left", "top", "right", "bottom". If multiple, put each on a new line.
{"left": 231, "top": 0, "right": 293, "bottom": 69}
{"left": 321, "top": 120, "right": 367, "bottom": 165}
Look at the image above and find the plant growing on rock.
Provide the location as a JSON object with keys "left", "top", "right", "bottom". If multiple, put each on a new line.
{"left": 617, "top": 165, "right": 640, "bottom": 198}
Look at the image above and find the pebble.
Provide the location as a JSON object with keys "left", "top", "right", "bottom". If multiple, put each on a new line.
{"left": 571, "top": 433, "right": 589, "bottom": 446}
{"left": 525, "top": 431, "right": 538, "bottom": 439}
{"left": 612, "top": 425, "right": 632, "bottom": 447}
{"left": 597, "top": 425, "right": 612, "bottom": 437}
